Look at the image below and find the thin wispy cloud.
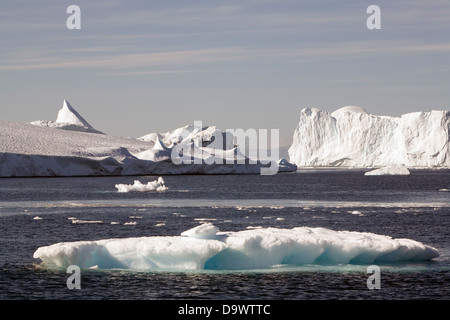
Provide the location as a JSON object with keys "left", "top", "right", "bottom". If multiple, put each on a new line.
{"left": 2, "top": 40, "right": 450, "bottom": 72}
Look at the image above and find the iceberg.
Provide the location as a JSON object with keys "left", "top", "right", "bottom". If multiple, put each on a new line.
{"left": 0, "top": 100, "right": 296, "bottom": 177}
{"left": 365, "top": 165, "right": 410, "bottom": 176}
{"left": 288, "top": 106, "right": 450, "bottom": 168}
{"left": 33, "top": 223, "right": 439, "bottom": 271}
{"left": 115, "top": 177, "right": 168, "bottom": 193}
{"left": 31, "top": 100, "right": 103, "bottom": 134}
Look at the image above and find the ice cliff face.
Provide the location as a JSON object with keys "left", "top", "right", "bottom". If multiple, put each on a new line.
{"left": 288, "top": 106, "right": 450, "bottom": 168}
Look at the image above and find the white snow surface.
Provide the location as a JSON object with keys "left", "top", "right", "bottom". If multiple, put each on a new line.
{"left": 288, "top": 106, "right": 450, "bottom": 167}
{"left": 115, "top": 177, "right": 168, "bottom": 193}
{"left": 1, "top": 101, "right": 296, "bottom": 176}
{"left": 365, "top": 165, "right": 411, "bottom": 176}
{"left": 33, "top": 223, "right": 439, "bottom": 270}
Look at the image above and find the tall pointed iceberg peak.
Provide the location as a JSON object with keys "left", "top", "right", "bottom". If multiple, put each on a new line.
{"left": 56, "top": 99, "right": 93, "bottom": 129}
{"left": 30, "top": 100, "right": 103, "bottom": 134}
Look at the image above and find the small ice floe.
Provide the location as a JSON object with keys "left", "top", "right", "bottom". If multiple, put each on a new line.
{"left": 110, "top": 222, "right": 120, "bottom": 225}
{"left": 124, "top": 221, "right": 137, "bottom": 226}
{"left": 365, "top": 165, "right": 410, "bottom": 176}
{"left": 276, "top": 217, "right": 285, "bottom": 221}
{"left": 155, "top": 223, "right": 166, "bottom": 227}
{"left": 438, "top": 188, "right": 450, "bottom": 192}
{"left": 72, "top": 219, "right": 103, "bottom": 224}
{"left": 115, "top": 177, "right": 168, "bottom": 193}
{"left": 129, "top": 216, "right": 143, "bottom": 219}
{"left": 348, "top": 210, "right": 364, "bottom": 216}
{"left": 33, "top": 216, "right": 43, "bottom": 220}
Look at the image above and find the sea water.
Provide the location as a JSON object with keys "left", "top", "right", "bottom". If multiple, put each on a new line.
{"left": 0, "top": 169, "right": 449, "bottom": 300}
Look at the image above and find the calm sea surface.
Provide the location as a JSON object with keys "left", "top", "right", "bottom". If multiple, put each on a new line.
{"left": 0, "top": 169, "right": 449, "bottom": 300}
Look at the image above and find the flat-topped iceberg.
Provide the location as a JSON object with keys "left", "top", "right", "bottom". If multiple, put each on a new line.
{"left": 288, "top": 106, "right": 450, "bottom": 168}
{"left": 33, "top": 223, "right": 439, "bottom": 271}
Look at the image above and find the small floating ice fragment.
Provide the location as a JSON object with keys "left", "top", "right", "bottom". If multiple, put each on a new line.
{"left": 115, "top": 177, "right": 168, "bottom": 193}
{"left": 72, "top": 219, "right": 103, "bottom": 224}
{"left": 349, "top": 210, "right": 364, "bottom": 216}
{"left": 365, "top": 165, "right": 410, "bottom": 176}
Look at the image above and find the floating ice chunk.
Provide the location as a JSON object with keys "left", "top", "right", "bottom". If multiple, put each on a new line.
{"left": 124, "top": 222, "right": 137, "bottom": 226}
{"left": 33, "top": 225, "right": 440, "bottom": 271}
{"left": 277, "top": 158, "right": 297, "bottom": 172}
{"left": 33, "top": 216, "right": 43, "bottom": 220}
{"left": 72, "top": 219, "right": 103, "bottom": 224}
{"left": 115, "top": 177, "right": 168, "bottom": 193}
{"left": 365, "top": 166, "right": 410, "bottom": 176}
{"left": 181, "top": 223, "right": 219, "bottom": 239}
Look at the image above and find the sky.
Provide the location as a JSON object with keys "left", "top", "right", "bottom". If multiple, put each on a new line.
{"left": 1, "top": 0, "right": 449, "bottom": 149}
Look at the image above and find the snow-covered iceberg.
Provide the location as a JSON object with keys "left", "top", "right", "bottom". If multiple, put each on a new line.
{"left": 31, "top": 100, "right": 103, "bottom": 134}
{"left": 288, "top": 106, "right": 450, "bottom": 168}
{"left": 0, "top": 101, "right": 296, "bottom": 177}
{"left": 365, "top": 166, "right": 410, "bottom": 176}
{"left": 33, "top": 223, "right": 439, "bottom": 271}
{"left": 115, "top": 177, "right": 168, "bottom": 193}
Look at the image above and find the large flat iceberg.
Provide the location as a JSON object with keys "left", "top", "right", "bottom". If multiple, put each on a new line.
{"left": 33, "top": 223, "right": 439, "bottom": 271}
{"left": 288, "top": 106, "right": 450, "bottom": 168}
{"left": 0, "top": 100, "right": 296, "bottom": 177}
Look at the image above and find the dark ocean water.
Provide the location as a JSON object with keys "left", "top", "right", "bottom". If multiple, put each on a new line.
{"left": 0, "top": 169, "right": 449, "bottom": 301}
